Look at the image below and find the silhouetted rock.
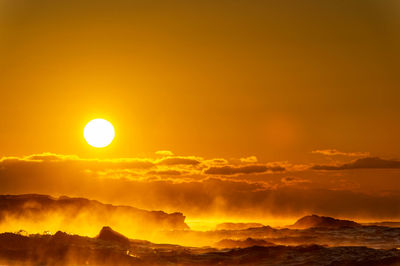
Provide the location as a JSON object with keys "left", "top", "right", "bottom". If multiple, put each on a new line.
{"left": 1, "top": 231, "right": 400, "bottom": 265}
{"left": 216, "top": 222, "right": 264, "bottom": 230}
{"left": 0, "top": 194, "right": 189, "bottom": 235}
{"left": 363, "top": 221, "right": 400, "bottom": 227}
{"left": 53, "top": 231, "right": 69, "bottom": 240}
{"left": 97, "top": 226, "right": 130, "bottom": 246}
{"left": 290, "top": 214, "right": 361, "bottom": 229}
{"left": 215, "top": 237, "right": 275, "bottom": 249}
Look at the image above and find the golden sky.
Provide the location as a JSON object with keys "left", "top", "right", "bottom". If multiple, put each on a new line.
{"left": 1, "top": 1, "right": 400, "bottom": 221}
{"left": 1, "top": 0, "right": 399, "bottom": 161}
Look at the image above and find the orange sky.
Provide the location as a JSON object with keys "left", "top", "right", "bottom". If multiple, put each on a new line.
{"left": 1, "top": 0, "right": 399, "bottom": 162}
{"left": 1, "top": 1, "right": 400, "bottom": 222}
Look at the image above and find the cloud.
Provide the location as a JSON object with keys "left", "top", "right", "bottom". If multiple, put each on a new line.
{"left": 205, "top": 165, "right": 285, "bottom": 175}
{"left": 312, "top": 149, "right": 369, "bottom": 157}
{"left": 0, "top": 153, "right": 78, "bottom": 163}
{"left": 25, "top": 153, "right": 80, "bottom": 161}
{"left": 0, "top": 153, "right": 155, "bottom": 169}
{"left": 312, "top": 157, "right": 400, "bottom": 170}
{"left": 206, "top": 158, "right": 229, "bottom": 165}
{"left": 0, "top": 153, "right": 290, "bottom": 182}
{"left": 147, "top": 170, "right": 183, "bottom": 176}
{"left": 281, "top": 177, "right": 310, "bottom": 186}
{"left": 155, "top": 150, "right": 174, "bottom": 156}
{"left": 157, "top": 157, "right": 201, "bottom": 166}
{"left": 239, "top": 156, "right": 258, "bottom": 163}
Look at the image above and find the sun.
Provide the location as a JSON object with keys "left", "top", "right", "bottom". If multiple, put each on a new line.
{"left": 84, "top": 119, "right": 115, "bottom": 148}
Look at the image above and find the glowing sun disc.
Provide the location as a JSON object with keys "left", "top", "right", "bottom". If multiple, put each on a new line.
{"left": 84, "top": 119, "right": 115, "bottom": 148}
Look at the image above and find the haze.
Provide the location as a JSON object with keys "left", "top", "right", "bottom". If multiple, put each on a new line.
{"left": 1, "top": 1, "right": 400, "bottom": 265}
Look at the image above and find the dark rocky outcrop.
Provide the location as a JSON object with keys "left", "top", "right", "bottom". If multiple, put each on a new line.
{"left": 215, "top": 237, "right": 275, "bottom": 249}
{"left": 216, "top": 222, "right": 264, "bottom": 230}
{"left": 289, "top": 214, "right": 361, "bottom": 229}
{"left": 97, "top": 226, "right": 130, "bottom": 246}
{"left": 1, "top": 230, "right": 400, "bottom": 265}
{"left": 0, "top": 194, "right": 189, "bottom": 233}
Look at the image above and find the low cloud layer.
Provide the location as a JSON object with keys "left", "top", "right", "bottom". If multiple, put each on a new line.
{"left": 205, "top": 165, "right": 284, "bottom": 175}
{"left": 155, "top": 150, "right": 174, "bottom": 156}
{"left": 1, "top": 153, "right": 400, "bottom": 220}
{"left": 312, "top": 149, "right": 370, "bottom": 157}
{"left": 312, "top": 157, "right": 400, "bottom": 170}
{"left": 157, "top": 157, "right": 201, "bottom": 166}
